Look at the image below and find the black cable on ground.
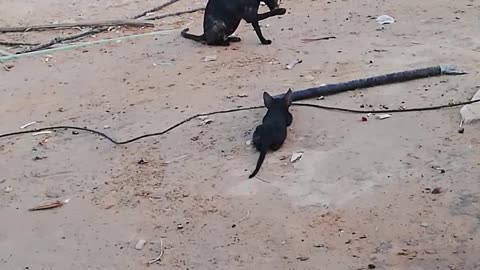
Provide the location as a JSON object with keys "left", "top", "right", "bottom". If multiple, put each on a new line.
{"left": 0, "top": 99, "right": 478, "bottom": 145}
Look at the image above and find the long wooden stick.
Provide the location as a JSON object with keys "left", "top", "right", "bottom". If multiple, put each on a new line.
{"left": 0, "top": 41, "right": 39, "bottom": 47}
{"left": 0, "top": 20, "right": 153, "bottom": 33}
{"left": 145, "top": 7, "right": 205, "bottom": 21}
{"left": 19, "top": 0, "right": 183, "bottom": 53}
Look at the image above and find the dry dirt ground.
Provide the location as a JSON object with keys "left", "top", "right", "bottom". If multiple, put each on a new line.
{"left": 1, "top": 0, "right": 480, "bottom": 269}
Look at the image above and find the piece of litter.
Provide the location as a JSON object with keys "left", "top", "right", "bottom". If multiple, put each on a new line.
{"left": 317, "top": 96, "right": 325, "bottom": 100}
{"left": 4, "top": 186, "right": 13, "bottom": 193}
{"left": 200, "top": 118, "right": 213, "bottom": 125}
{"left": 376, "top": 114, "right": 392, "bottom": 120}
{"left": 286, "top": 59, "right": 302, "bottom": 70}
{"left": 290, "top": 152, "right": 304, "bottom": 163}
{"left": 237, "top": 94, "right": 248, "bottom": 98}
{"left": 63, "top": 198, "right": 71, "bottom": 204}
{"left": 32, "top": 131, "right": 52, "bottom": 136}
{"left": 20, "top": 121, "right": 37, "bottom": 129}
{"left": 44, "top": 55, "right": 53, "bottom": 62}
{"left": 28, "top": 200, "right": 64, "bottom": 211}
{"left": 376, "top": 15, "right": 395, "bottom": 25}
{"left": 246, "top": 140, "right": 252, "bottom": 146}
{"left": 135, "top": 239, "right": 147, "bottom": 250}
{"left": 203, "top": 55, "right": 217, "bottom": 62}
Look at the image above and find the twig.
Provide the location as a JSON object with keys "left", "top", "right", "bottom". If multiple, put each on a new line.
{"left": 133, "top": 0, "right": 182, "bottom": 19}
{"left": 237, "top": 211, "right": 251, "bottom": 224}
{"left": 19, "top": 27, "right": 108, "bottom": 53}
{"left": 19, "top": 0, "right": 183, "bottom": 53}
{"left": 255, "top": 176, "right": 271, "bottom": 183}
{"left": 146, "top": 239, "right": 164, "bottom": 265}
{"left": 0, "top": 41, "right": 39, "bottom": 47}
{"left": 146, "top": 7, "right": 205, "bottom": 21}
{"left": 301, "top": 36, "right": 336, "bottom": 42}
{"left": 0, "top": 20, "right": 154, "bottom": 33}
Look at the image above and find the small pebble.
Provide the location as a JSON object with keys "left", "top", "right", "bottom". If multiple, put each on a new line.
{"left": 135, "top": 239, "right": 147, "bottom": 250}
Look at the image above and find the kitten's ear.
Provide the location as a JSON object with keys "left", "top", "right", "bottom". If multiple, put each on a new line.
{"left": 283, "top": 89, "right": 293, "bottom": 107}
{"left": 263, "top": 92, "right": 274, "bottom": 108}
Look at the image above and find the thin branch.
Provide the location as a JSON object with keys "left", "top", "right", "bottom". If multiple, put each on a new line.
{"left": 145, "top": 7, "right": 205, "bottom": 21}
{"left": 0, "top": 20, "right": 153, "bottom": 33}
{"left": 18, "top": 0, "right": 183, "bottom": 53}
{"left": 0, "top": 41, "right": 39, "bottom": 47}
{"left": 19, "top": 27, "right": 108, "bottom": 53}
{"left": 133, "top": 0, "right": 182, "bottom": 19}
{"left": 146, "top": 239, "right": 164, "bottom": 265}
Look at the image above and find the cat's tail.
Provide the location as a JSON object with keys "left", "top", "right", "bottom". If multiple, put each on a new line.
{"left": 181, "top": 28, "right": 205, "bottom": 42}
{"left": 249, "top": 146, "right": 267, "bottom": 178}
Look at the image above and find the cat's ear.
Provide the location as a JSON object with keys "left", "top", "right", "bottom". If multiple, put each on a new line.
{"left": 283, "top": 89, "right": 293, "bottom": 107}
{"left": 263, "top": 92, "right": 274, "bottom": 108}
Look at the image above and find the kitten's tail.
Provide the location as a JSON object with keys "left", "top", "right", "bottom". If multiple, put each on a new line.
{"left": 249, "top": 146, "right": 267, "bottom": 178}
{"left": 181, "top": 28, "right": 205, "bottom": 42}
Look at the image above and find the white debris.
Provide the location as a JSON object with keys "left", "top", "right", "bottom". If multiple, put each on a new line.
{"left": 286, "top": 59, "right": 302, "bottom": 70}
{"left": 203, "top": 55, "right": 217, "bottom": 62}
{"left": 246, "top": 140, "right": 252, "bottom": 146}
{"left": 32, "top": 131, "right": 52, "bottom": 136}
{"left": 135, "top": 239, "right": 147, "bottom": 250}
{"left": 376, "top": 15, "right": 395, "bottom": 25}
{"left": 376, "top": 114, "right": 392, "bottom": 120}
{"left": 20, "top": 121, "right": 37, "bottom": 129}
{"left": 4, "top": 186, "right": 13, "bottom": 193}
{"left": 290, "top": 152, "right": 304, "bottom": 163}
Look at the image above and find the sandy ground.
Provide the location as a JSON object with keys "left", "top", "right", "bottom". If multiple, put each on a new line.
{"left": 1, "top": 0, "right": 480, "bottom": 269}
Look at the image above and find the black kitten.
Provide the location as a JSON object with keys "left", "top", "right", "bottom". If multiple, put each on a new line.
{"left": 249, "top": 89, "right": 293, "bottom": 178}
{"left": 181, "top": 0, "right": 286, "bottom": 46}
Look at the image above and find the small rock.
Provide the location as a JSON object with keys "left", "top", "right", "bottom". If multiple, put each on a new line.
{"left": 237, "top": 94, "right": 248, "bottom": 98}
{"left": 420, "top": 222, "right": 429, "bottom": 228}
{"left": 135, "top": 239, "right": 147, "bottom": 250}
{"left": 4, "top": 186, "right": 13, "bottom": 193}
{"left": 432, "top": 187, "right": 443, "bottom": 194}
{"left": 203, "top": 55, "right": 217, "bottom": 62}
{"left": 177, "top": 224, "right": 184, "bottom": 230}
{"left": 296, "top": 256, "right": 309, "bottom": 261}
{"left": 368, "top": 264, "right": 376, "bottom": 269}
{"left": 246, "top": 140, "right": 252, "bottom": 146}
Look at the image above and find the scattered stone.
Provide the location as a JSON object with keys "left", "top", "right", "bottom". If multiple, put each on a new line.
{"left": 203, "top": 55, "right": 217, "bottom": 62}
{"left": 420, "top": 222, "right": 429, "bottom": 227}
{"left": 432, "top": 187, "right": 443, "bottom": 194}
{"left": 177, "top": 224, "right": 184, "bottom": 230}
{"left": 4, "top": 186, "right": 13, "bottom": 193}
{"left": 368, "top": 264, "right": 376, "bottom": 269}
{"left": 135, "top": 239, "right": 147, "bottom": 250}
{"left": 296, "top": 256, "right": 309, "bottom": 261}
